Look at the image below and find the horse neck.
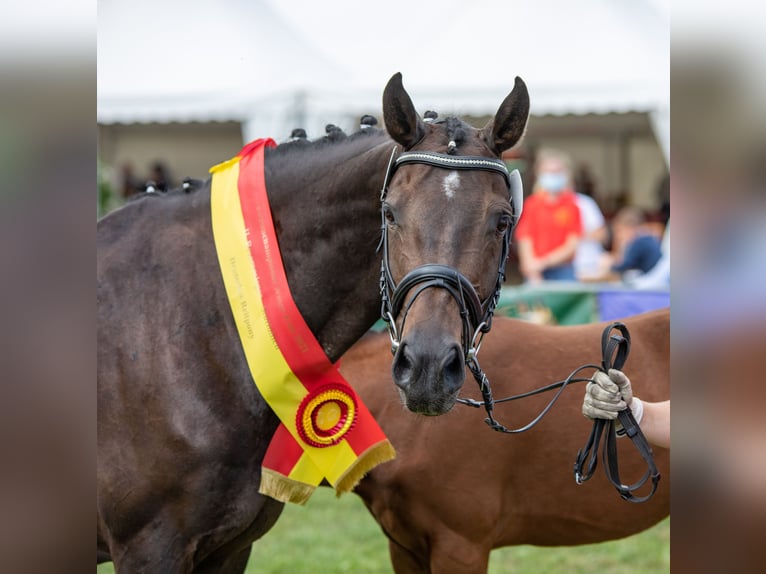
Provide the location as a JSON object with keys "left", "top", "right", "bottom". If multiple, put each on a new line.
{"left": 264, "top": 136, "right": 392, "bottom": 362}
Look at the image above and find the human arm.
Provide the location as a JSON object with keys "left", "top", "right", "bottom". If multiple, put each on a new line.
{"left": 584, "top": 224, "right": 607, "bottom": 244}
{"left": 540, "top": 199, "right": 582, "bottom": 269}
{"left": 538, "top": 233, "right": 579, "bottom": 269}
{"left": 637, "top": 399, "right": 670, "bottom": 448}
{"left": 516, "top": 238, "right": 543, "bottom": 282}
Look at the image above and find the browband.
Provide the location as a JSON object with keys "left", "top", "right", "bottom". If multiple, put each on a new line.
{"left": 394, "top": 152, "right": 511, "bottom": 186}
{"left": 382, "top": 149, "right": 524, "bottom": 226}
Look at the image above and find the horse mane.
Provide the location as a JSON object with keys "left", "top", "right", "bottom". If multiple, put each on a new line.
{"left": 264, "top": 125, "right": 390, "bottom": 176}
{"left": 126, "top": 180, "right": 205, "bottom": 201}
{"left": 270, "top": 125, "right": 388, "bottom": 158}
{"left": 121, "top": 112, "right": 483, "bottom": 208}
{"left": 123, "top": 123, "right": 390, "bottom": 205}
{"left": 125, "top": 111, "right": 480, "bottom": 205}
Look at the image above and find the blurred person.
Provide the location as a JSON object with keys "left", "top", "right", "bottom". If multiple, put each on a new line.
{"left": 121, "top": 160, "right": 175, "bottom": 197}
{"left": 582, "top": 368, "right": 670, "bottom": 449}
{"left": 120, "top": 162, "right": 141, "bottom": 199}
{"left": 573, "top": 189, "right": 608, "bottom": 281}
{"left": 631, "top": 222, "right": 670, "bottom": 289}
{"left": 147, "top": 160, "right": 173, "bottom": 192}
{"left": 514, "top": 148, "right": 582, "bottom": 282}
{"left": 574, "top": 163, "right": 596, "bottom": 198}
{"left": 604, "top": 206, "right": 663, "bottom": 282}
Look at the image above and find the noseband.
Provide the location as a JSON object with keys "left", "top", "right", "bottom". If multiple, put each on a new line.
{"left": 378, "top": 146, "right": 523, "bottom": 360}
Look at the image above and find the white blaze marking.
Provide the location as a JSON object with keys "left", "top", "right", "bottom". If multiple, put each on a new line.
{"left": 442, "top": 171, "right": 460, "bottom": 199}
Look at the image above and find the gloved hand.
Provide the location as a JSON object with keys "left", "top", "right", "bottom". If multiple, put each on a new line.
{"left": 582, "top": 368, "right": 640, "bottom": 422}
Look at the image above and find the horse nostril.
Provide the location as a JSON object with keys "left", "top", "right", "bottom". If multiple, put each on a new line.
{"left": 442, "top": 346, "right": 465, "bottom": 377}
{"left": 392, "top": 343, "right": 415, "bottom": 389}
{"left": 441, "top": 345, "right": 465, "bottom": 391}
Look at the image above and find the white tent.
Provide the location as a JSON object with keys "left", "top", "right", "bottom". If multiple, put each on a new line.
{"left": 98, "top": 0, "right": 668, "bottom": 162}
{"left": 97, "top": 0, "right": 348, "bottom": 122}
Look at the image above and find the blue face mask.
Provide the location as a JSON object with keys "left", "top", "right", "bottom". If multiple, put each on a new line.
{"left": 538, "top": 172, "right": 568, "bottom": 193}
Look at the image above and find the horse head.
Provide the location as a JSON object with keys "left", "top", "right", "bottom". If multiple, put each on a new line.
{"left": 380, "top": 72, "right": 529, "bottom": 415}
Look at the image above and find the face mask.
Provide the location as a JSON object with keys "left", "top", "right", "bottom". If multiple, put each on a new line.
{"left": 538, "top": 172, "right": 568, "bottom": 193}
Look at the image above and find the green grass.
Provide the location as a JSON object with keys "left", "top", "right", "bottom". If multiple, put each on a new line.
{"left": 98, "top": 488, "right": 669, "bottom": 573}
{"left": 487, "top": 518, "right": 669, "bottom": 574}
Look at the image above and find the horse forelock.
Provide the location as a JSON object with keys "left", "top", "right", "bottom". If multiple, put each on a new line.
{"left": 444, "top": 117, "right": 466, "bottom": 147}
{"left": 415, "top": 117, "right": 492, "bottom": 157}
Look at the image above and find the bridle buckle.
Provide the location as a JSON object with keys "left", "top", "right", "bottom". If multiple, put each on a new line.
{"left": 383, "top": 311, "right": 400, "bottom": 355}
{"left": 466, "top": 322, "right": 487, "bottom": 361}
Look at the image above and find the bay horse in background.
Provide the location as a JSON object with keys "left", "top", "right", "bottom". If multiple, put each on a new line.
{"left": 97, "top": 73, "right": 530, "bottom": 572}
{"left": 344, "top": 309, "right": 670, "bottom": 574}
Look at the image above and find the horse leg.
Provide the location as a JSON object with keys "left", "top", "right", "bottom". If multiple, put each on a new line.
{"left": 427, "top": 536, "right": 490, "bottom": 574}
{"left": 110, "top": 526, "right": 194, "bottom": 573}
{"left": 193, "top": 545, "right": 252, "bottom": 574}
{"left": 109, "top": 531, "right": 253, "bottom": 574}
{"left": 191, "top": 497, "right": 284, "bottom": 574}
{"left": 388, "top": 535, "right": 490, "bottom": 574}
{"left": 388, "top": 539, "right": 430, "bottom": 574}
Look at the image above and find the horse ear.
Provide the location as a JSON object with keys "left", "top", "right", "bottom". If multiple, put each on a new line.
{"left": 383, "top": 73, "right": 426, "bottom": 149}
{"left": 482, "top": 76, "right": 530, "bottom": 155}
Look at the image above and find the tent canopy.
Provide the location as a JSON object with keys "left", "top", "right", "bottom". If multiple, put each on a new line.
{"left": 98, "top": 0, "right": 668, "bottom": 158}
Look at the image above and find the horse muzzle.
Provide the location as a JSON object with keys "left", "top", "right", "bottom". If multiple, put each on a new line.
{"left": 391, "top": 328, "right": 465, "bottom": 416}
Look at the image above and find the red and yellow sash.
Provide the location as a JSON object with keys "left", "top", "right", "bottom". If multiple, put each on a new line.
{"left": 210, "top": 139, "right": 395, "bottom": 505}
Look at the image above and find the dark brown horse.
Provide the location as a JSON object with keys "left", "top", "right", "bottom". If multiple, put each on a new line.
{"left": 345, "top": 309, "right": 670, "bottom": 573}
{"left": 97, "top": 73, "right": 530, "bottom": 572}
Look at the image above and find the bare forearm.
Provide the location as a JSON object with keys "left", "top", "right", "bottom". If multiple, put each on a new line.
{"left": 517, "top": 239, "right": 534, "bottom": 265}
{"left": 517, "top": 239, "right": 542, "bottom": 281}
{"left": 541, "top": 235, "right": 578, "bottom": 268}
{"left": 585, "top": 226, "right": 606, "bottom": 244}
{"left": 638, "top": 399, "right": 670, "bottom": 448}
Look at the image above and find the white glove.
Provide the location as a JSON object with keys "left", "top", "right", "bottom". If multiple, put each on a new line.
{"left": 582, "top": 369, "right": 642, "bottom": 424}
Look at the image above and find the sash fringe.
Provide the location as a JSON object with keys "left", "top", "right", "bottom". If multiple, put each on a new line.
{"left": 259, "top": 468, "right": 317, "bottom": 505}
{"left": 334, "top": 441, "right": 397, "bottom": 495}
{"left": 260, "top": 441, "right": 397, "bottom": 504}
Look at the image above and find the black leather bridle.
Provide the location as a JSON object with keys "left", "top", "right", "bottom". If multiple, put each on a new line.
{"left": 377, "top": 146, "right": 523, "bottom": 361}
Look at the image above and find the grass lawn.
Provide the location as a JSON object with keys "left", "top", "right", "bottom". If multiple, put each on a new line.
{"left": 98, "top": 488, "right": 669, "bottom": 573}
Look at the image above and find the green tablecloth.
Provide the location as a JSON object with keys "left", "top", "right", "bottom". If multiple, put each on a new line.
{"left": 495, "top": 282, "right": 670, "bottom": 325}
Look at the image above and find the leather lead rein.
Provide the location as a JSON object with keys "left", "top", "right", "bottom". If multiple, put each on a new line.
{"left": 573, "top": 322, "right": 660, "bottom": 503}
{"left": 460, "top": 321, "right": 661, "bottom": 503}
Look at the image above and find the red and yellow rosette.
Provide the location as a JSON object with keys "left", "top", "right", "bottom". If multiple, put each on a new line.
{"left": 210, "top": 139, "right": 395, "bottom": 505}
{"left": 297, "top": 384, "right": 357, "bottom": 448}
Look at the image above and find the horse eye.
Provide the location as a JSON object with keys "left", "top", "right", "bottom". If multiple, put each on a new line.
{"left": 496, "top": 214, "right": 511, "bottom": 234}
{"left": 383, "top": 205, "right": 396, "bottom": 225}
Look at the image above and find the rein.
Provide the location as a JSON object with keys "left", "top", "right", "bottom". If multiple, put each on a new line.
{"left": 573, "top": 324, "right": 661, "bottom": 503}
{"left": 458, "top": 321, "right": 661, "bottom": 503}
{"left": 378, "top": 146, "right": 523, "bottom": 359}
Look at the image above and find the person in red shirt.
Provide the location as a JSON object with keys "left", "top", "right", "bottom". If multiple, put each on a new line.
{"left": 515, "top": 148, "right": 583, "bottom": 282}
